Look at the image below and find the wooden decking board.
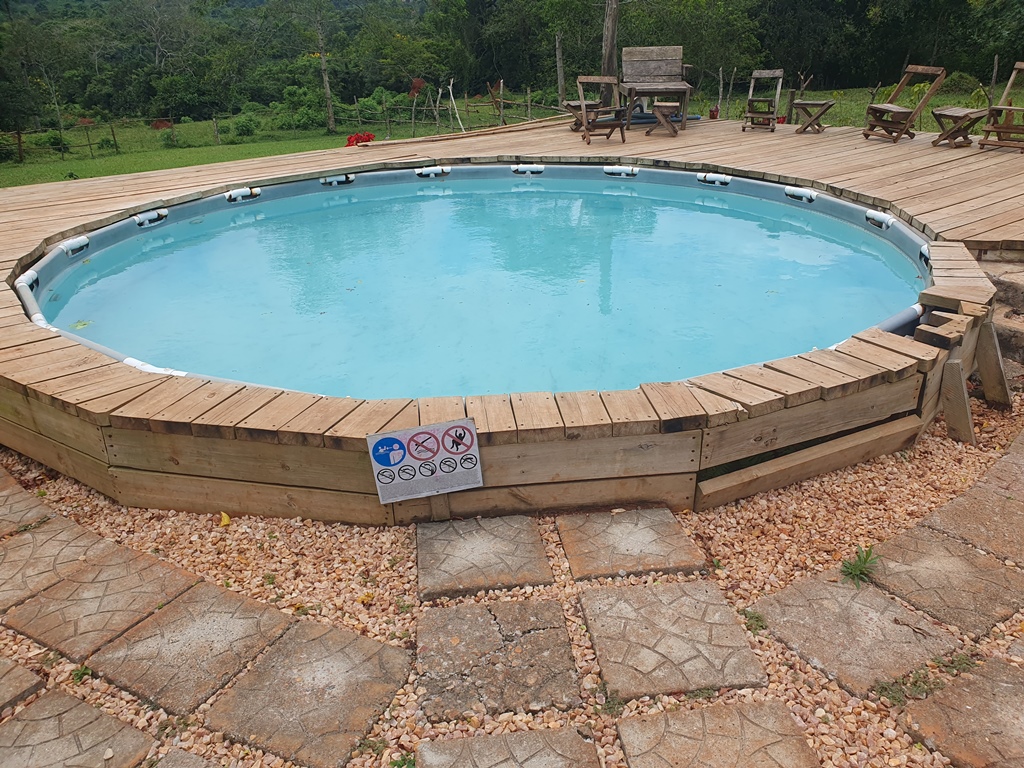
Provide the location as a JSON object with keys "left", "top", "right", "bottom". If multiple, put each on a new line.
{"left": 834, "top": 337, "right": 919, "bottom": 379}
{"left": 323, "top": 398, "right": 412, "bottom": 451}
{"left": 1, "top": 349, "right": 116, "bottom": 392}
{"left": 108, "top": 377, "right": 210, "bottom": 430}
{"left": 417, "top": 396, "right": 466, "bottom": 425}
{"left": 553, "top": 390, "right": 613, "bottom": 440}
{"left": 465, "top": 394, "right": 517, "bottom": 446}
{"left": 29, "top": 364, "right": 159, "bottom": 413}
{"left": 853, "top": 328, "right": 942, "bottom": 372}
{"left": 799, "top": 348, "right": 892, "bottom": 388}
{"left": 190, "top": 386, "right": 284, "bottom": 439}
{"left": 763, "top": 356, "right": 861, "bottom": 399}
{"left": 639, "top": 381, "right": 708, "bottom": 432}
{"left": 682, "top": 384, "right": 746, "bottom": 426}
{"left": 276, "top": 396, "right": 363, "bottom": 447}
{"left": 511, "top": 392, "right": 565, "bottom": 442}
{"left": 234, "top": 392, "right": 325, "bottom": 443}
{"left": 723, "top": 365, "right": 822, "bottom": 407}
{"left": 0, "top": 336, "right": 78, "bottom": 364}
{"left": 599, "top": 389, "right": 660, "bottom": 437}
{"left": 380, "top": 400, "right": 420, "bottom": 433}
{"left": 76, "top": 378, "right": 171, "bottom": 426}
{"left": 147, "top": 381, "right": 246, "bottom": 435}
{"left": 687, "top": 372, "right": 785, "bottom": 418}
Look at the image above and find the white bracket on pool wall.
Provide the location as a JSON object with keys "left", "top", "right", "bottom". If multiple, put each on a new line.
{"left": 865, "top": 210, "right": 896, "bottom": 229}
{"left": 122, "top": 357, "right": 188, "bottom": 376}
{"left": 224, "top": 187, "right": 261, "bottom": 203}
{"left": 697, "top": 173, "right": 732, "bottom": 186}
{"left": 53, "top": 235, "right": 90, "bottom": 258}
{"left": 784, "top": 186, "right": 817, "bottom": 203}
{"left": 919, "top": 244, "right": 932, "bottom": 270}
{"left": 415, "top": 166, "right": 451, "bottom": 178}
{"left": 132, "top": 208, "right": 169, "bottom": 227}
{"left": 511, "top": 164, "right": 545, "bottom": 176}
{"left": 603, "top": 165, "right": 639, "bottom": 178}
{"left": 321, "top": 174, "right": 356, "bottom": 186}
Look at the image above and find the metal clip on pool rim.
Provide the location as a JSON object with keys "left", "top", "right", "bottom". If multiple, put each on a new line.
{"left": 603, "top": 165, "right": 639, "bottom": 178}
{"left": 224, "top": 187, "right": 261, "bottom": 203}
{"left": 321, "top": 174, "right": 356, "bottom": 186}
{"left": 697, "top": 173, "right": 732, "bottom": 186}
{"left": 132, "top": 208, "right": 169, "bottom": 227}
{"left": 865, "top": 210, "right": 896, "bottom": 230}
{"left": 53, "top": 235, "right": 90, "bottom": 258}
{"left": 510, "top": 164, "right": 545, "bottom": 176}
{"left": 415, "top": 166, "right": 451, "bottom": 178}
{"left": 784, "top": 186, "right": 817, "bottom": 203}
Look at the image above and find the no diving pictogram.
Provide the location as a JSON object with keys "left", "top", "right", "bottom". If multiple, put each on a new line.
{"left": 407, "top": 431, "right": 440, "bottom": 461}
{"left": 443, "top": 425, "right": 474, "bottom": 454}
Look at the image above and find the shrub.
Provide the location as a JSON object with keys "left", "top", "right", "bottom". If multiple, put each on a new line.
{"left": 96, "top": 136, "right": 116, "bottom": 151}
{"left": 0, "top": 134, "right": 17, "bottom": 162}
{"left": 31, "top": 131, "right": 70, "bottom": 153}
{"left": 178, "top": 116, "right": 194, "bottom": 123}
{"left": 160, "top": 128, "right": 177, "bottom": 148}
{"left": 234, "top": 114, "right": 260, "bottom": 137}
{"left": 150, "top": 119, "right": 173, "bottom": 130}
{"left": 241, "top": 101, "right": 264, "bottom": 113}
{"left": 941, "top": 71, "right": 982, "bottom": 95}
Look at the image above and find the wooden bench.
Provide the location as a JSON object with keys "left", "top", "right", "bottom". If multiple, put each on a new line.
{"left": 618, "top": 46, "right": 693, "bottom": 133}
{"left": 979, "top": 61, "right": 1024, "bottom": 153}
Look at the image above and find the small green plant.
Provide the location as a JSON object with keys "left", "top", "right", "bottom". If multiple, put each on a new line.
{"left": 263, "top": 573, "right": 276, "bottom": 586}
{"left": 872, "top": 667, "right": 944, "bottom": 706}
{"left": 712, "top": 558, "right": 723, "bottom": 569}
{"left": 685, "top": 687, "right": 716, "bottom": 700}
{"left": 223, "top": 579, "right": 232, "bottom": 588}
{"left": 15, "top": 518, "right": 47, "bottom": 534}
{"left": 391, "top": 755, "right": 415, "bottom": 768}
{"left": 71, "top": 665, "right": 92, "bottom": 683}
{"left": 96, "top": 137, "right": 116, "bottom": 150}
{"left": 936, "top": 653, "right": 977, "bottom": 675}
{"left": 841, "top": 544, "right": 879, "bottom": 588}
{"left": 267, "top": 532, "right": 278, "bottom": 540}
{"left": 395, "top": 596, "right": 413, "bottom": 614}
{"left": 354, "top": 737, "right": 387, "bottom": 755}
{"left": 595, "top": 682, "right": 625, "bottom": 716}
{"left": 872, "top": 679, "right": 907, "bottom": 706}
{"left": 40, "top": 651, "right": 61, "bottom": 669}
{"left": 36, "top": 488, "right": 46, "bottom": 497}
{"left": 740, "top": 608, "right": 767, "bottom": 635}
{"left": 159, "top": 128, "right": 176, "bottom": 148}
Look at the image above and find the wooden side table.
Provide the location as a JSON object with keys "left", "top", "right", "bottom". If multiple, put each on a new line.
{"left": 932, "top": 106, "right": 989, "bottom": 147}
{"left": 792, "top": 99, "right": 836, "bottom": 134}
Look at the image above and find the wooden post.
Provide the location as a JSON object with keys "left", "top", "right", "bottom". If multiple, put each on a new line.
{"left": 383, "top": 93, "right": 390, "bottom": 138}
{"left": 354, "top": 96, "right": 361, "bottom": 127}
{"left": 109, "top": 123, "right": 119, "bottom": 153}
{"left": 16, "top": 131, "right": 23, "bottom": 162}
{"left": 84, "top": 124, "right": 94, "bottom": 158}
{"left": 726, "top": 68, "right": 736, "bottom": 120}
{"left": 213, "top": 116, "right": 220, "bottom": 145}
{"left": 527, "top": 86, "right": 532, "bottom": 120}
{"left": 169, "top": 117, "right": 177, "bottom": 147}
{"left": 411, "top": 93, "right": 417, "bottom": 138}
{"left": 940, "top": 359, "right": 976, "bottom": 444}
{"left": 499, "top": 80, "right": 505, "bottom": 126}
{"left": 990, "top": 55, "right": 999, "bottom": 109}
{"left": 555, "top": 31, "right": 565, "bottom": 105}
{"left": 976, "top": 320, "right": 1013, "bottom": 407}
{"left": 785, "top": 88, "right": 796, "bottom": 125}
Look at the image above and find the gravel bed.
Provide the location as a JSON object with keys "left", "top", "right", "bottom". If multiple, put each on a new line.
{"left": 0, "top": 393, "right": 1021, "bottom": 768}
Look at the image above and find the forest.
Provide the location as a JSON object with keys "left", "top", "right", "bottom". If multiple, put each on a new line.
{"left": 1, "top": 0, "right": 1022, "bottom": 135}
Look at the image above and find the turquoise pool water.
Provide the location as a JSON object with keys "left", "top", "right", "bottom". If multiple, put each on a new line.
{"left": 42, "top": 175, "right": 924, "bottom": 399}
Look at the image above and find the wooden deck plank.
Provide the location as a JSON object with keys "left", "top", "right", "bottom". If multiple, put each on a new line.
{"left": 723, "top": 365, "right": 822, "bottom": 407}
{"left": 682, "top": 384, "right": 746, "bottom": 426}
{"left": 599, "top": 389, "right": 660, "bottom": 436}
{"left": 234, "top": 391, "right": 324, "bottom": 443}
{"left": 418, "top": 396, "right": 466, "bottom": 425}
{"left": 76, "top": 378, "right": 172, "bottom": 426}
{"left": 687, "top": 372, "right": 785, "bottom": 418}
{"left": 639, "top": 381, "right": 708, "bottom": 432}
{"left": 553, "top": 390, "right": 612, "bottom": 440}
{"left": 107, "top": 377, "right": 208, "bottom": 430}
{"left": 853, "top": 327, "right": 942, "bottom": 372}
{"left": 465, "top": 394, "right": 517, "bottom": 446}
{"left": 189, "top": 386, "right": 284, "bottom": 439}
{"left": 147, "top": 381, "right": 246, "bottom": 435}
{"left": 799, "top": 348, "right": 892, "bottom": 388}
{"left": 833, "top": 338, "right": 919, "bottom": 380}
{"left": 0, "top": 336, "right": 78, "bottom": 364}
{"left": 919, "top": 284, "right": 997, "bottom": 311}
{"left": 511, "top": 392, "right": 565, "bottom": 442}
{"left": 763, "top": 356, "right": 861, "bottom": 399}
{"left": 323, "top": 398, "right": 412, "bottom": 450}
{"left": 276, "top": 396, "right": 363, "bottom": 447}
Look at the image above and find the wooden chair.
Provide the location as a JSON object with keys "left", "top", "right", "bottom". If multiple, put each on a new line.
{"left": 863, "top": 65, "right": 946, "bottom": 143}
{"left": 979, "top": 61, "right": 1024, "bottom": 153}
{"left": 742, "top": 70, "right": 784, "bottom": 132}
{"left": 618, "top": 46, "right": 693, "bottom": 133}
{"left": 576, "top": 76, "right": 626, "bottom": 145}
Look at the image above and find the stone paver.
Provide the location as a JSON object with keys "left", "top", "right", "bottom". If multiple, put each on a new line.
{"left": 6, "top": 551, "right": 197, "bottom": 662}
{"left": 417, "top": 599, "right": 580, "bottom": 721}
{"left": 556, "top": 508, "right": 705, "bottom": 580}
{"left": 617, "top": 700, "right": 818, "bottom": 768}
{"left": 156, "top": 750, "right": 221, "bottom": 768}
{"left": 0, "top": 689, "right": 155, "bottom": 768}
{"left": 580, "top": 582, "right": 765, "bottom": 700}
{"left": 872, "top": 526, "right": 1024, "bottom": 637}
{"left": 0, "top": 490, "right": 50, "bottom": 539}
{"left": 923, "top": 484, "right": 1024, "bottom": 564}
{"left": 89, "top": 581, "right": 293, "bottom": 714}
{"left": 753, "top": 573, "right": 957, "bottom": 696}
{"left": 416, "top": 728, "right": 602, "bottom": 768}
{"left": 906, "top": 658, "right": 1024, "bottom": 767}
{"left": 0, "top": 516, "right": 122, "bottom": 612}
{"left": 416, "top": 516, "right": 552, "bottom": 600}
{"left": 0, "top": 658, "right": 43, "bottom": 712}
{"left": 1009, "top": 640, "right": 1024, "bottom": 660}
{"left": 207, "top": 621, "right": 410, "bottom": 768}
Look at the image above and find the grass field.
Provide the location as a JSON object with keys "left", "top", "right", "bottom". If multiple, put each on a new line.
{"left": 1, "top": 79, "right": 1018, "bottom": 189}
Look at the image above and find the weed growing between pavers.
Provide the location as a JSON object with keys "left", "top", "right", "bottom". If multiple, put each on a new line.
{"left": 741, "top": 608, "right": 768, "bottom": 634}
{"left": 841, "top": 545, "right": 880, "bottom": 587}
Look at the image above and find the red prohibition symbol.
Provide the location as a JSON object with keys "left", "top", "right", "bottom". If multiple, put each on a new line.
{"left": 442, "top": 425, "right": 474, "bottom": 454}
{"left": 407, "top": 431, "right": 441, "bottom": 461}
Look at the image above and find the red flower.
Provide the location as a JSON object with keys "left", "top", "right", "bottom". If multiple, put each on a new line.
{"left": 345, "top": 132, "right": 375, "bottom": 147}
{"left": 409, "top": 78, "right": 426, "bottom": 98}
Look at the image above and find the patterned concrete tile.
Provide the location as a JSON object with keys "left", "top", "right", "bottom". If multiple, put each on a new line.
{"left": 6, "top": 550, "right": 198, "bottom": 661}
{"left": 0, "top": 516, "right": 122, "bottom": 612}
{"left": 753, "top": 573, "right": 957, "bottom": 697}
{"left": 0, "top": 658, "right": 43, "bottom": 712}
{"left": 89, "top": 581, "right": 293, "bottom": 714}
{"left": 0, "top": 689, "right": 155, "bottom": 768}
{"left": 416, "top": 729, "right": 602, "bottom": 768}
{"left": 906, "top": 658, "right": 1024, "bottom": 767}
{"left": 556, "top": 508, "right": 705, "bottom": 580}
{"left": 156, "top": 750, "right": 221, "bottom": 768}
{"left": 617, "top": 700, "right": 818, "bottom": 768}
{"left": 206, "top": 621, "right": 410, "bottom": 768}
{"left": 0, "top": 471, "right": 18, "bottom": 494}
{"left": 0, "top": 490, "right": 50, "bottom": 539}
{"left": 417, "top": 516, "right": 552, "bottom": 600}
{"left": 872, "top": 526, "right": 1024, "bottom": 636}
{"left": 417, "top": 599, "right": 580, "bottom": 721}
{"left": 922, "top": 484, "right": 1024, "bottom": 563}
{"left": 580, "top": 582, "right": 765, "bottom": 700}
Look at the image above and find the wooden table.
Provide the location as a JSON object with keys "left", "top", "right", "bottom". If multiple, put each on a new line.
{"left": 645, "top": 101, "right": 682, "bottom": 136}
{"left": 931, "top": 106, "right": 989, "bottom": 147}
{"left": 792, "top": 99, "right": 836, "bottom": 134}
{"left": 621, "top": 83, "right": 693, "bottom": 132}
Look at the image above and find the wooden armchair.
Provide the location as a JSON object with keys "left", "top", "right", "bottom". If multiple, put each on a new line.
{"left": 618, "top": 46, "right": 693, "bottom": 133}
{"left": 575, "top": 76, "right": 627, "bottom": 145}
{"left": 742, "top": 70, "right": 784, "bottom": 132}
{"left": 863, "top": 65, "right": 946, "bottom": 143}
{"left": 979, "top": 61, "right": 1024, "bottom": 152}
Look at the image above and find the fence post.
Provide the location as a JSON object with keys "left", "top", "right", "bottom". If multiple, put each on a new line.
{"left": 499, "top": 80, "right": 505, "bottom": 126}
{"left": 16, "top": 131, "right": 24, "bottom": 163}
{"left": 213, "top": 116, "right": 221, "bottom": 145}
{"left": 84, "top": 124, "right": 95, "bottom": 159}
{"left": 354, "top": 96, "right": 361, "bottom": 126}
{"left": 170, "top": 117, "right": 177, "bottom": 147}
{"left": 109, "top": 123, "right": 119, "bottom": 153}
{"left": 527, "top": 87, "right": 532, "bottom": 120}
{"left": 785, "top": 88, "right": 796, "bottom": 125}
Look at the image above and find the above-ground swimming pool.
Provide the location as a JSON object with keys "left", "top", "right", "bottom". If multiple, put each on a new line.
{"left": 18, "top": 164, "right": 930, "bottom": 399}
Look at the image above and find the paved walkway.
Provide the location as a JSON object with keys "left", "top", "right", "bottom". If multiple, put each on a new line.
{"left": 1, "top": 430, "right": 1024, "bottom": 766}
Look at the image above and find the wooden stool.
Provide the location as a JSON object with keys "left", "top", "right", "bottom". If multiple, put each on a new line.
{"left": 931, "top": 106, "right": 988, "bottom": 147}
{"left": 563, "top": 99, "right": 601, "bottom": 132}
{"left": 792, "top": 99, "right": 836, "bottom": 133}
{"left": 646, "top": 102, "right": 681, "bottom": 136}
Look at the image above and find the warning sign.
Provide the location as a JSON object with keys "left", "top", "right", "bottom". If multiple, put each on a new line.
{"left": 367, "top": 418, "right": 483, "bottom": 504}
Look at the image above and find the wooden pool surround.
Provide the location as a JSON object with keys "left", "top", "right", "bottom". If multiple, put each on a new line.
{"left": 0, "top": 119, "right": 1010, "bottom": 525}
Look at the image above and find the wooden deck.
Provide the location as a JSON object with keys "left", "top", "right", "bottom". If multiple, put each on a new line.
{"left": 0, "top": 118, "right": 1013, "bottom": 524}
